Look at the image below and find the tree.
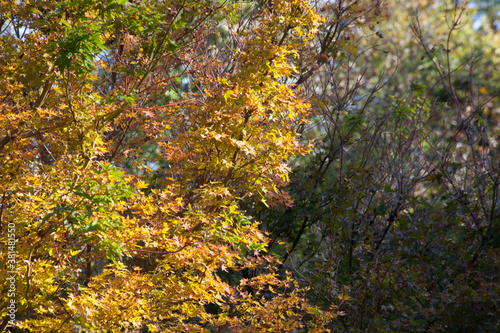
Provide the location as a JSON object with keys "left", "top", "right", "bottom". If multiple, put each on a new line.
{"left": 260, "top": 0, "right": 500, "bottom": 331}
{"left": 0, "top": 0, "right": 360, "bottom": 331}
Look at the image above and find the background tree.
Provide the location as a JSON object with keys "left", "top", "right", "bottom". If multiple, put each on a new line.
{"left": 260, "top": 0, "right": 500, "bottom": 332}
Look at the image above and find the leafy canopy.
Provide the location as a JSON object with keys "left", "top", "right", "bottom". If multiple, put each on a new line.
{"left": 0, "top": 0, "right": 349, "bottom": 331}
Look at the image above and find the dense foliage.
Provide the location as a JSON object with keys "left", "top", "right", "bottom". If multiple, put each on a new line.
{"left": 0, "top": 0, "right": 498, "bottom": 332}
{"left": 261, "top": 0, "right": 500, "bottom": 332}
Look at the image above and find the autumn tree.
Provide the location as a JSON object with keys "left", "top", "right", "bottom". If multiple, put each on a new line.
{"left": 0, "top": 0, "right": 377, "bottom": 331}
